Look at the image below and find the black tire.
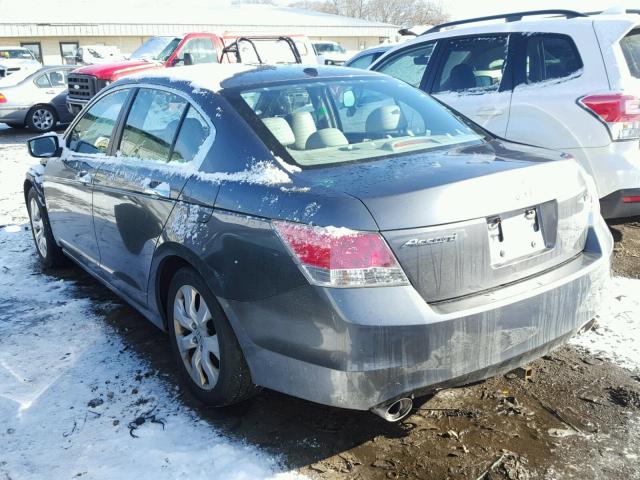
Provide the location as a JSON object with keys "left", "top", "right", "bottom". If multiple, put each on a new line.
{"left": 167, "top": 267, "right": 260, "bottom": 406}
{"left": 26, "top": 187, "right": 67, "bottom": 268}
{"left": 26, "top": 105, "right": 57, "bottom": 133}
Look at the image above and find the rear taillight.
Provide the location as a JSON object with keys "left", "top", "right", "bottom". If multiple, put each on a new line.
{"left": 579, "top": 93, "right": 640, "bottom": 141}
{"left": 623, "top": 195, "right": 640, "bottom": 203}
{"left": 0, "top": 93, "right": 6, "bottom": 103}
{"left": 272, "top": 220, "right": 408, "bottom": 288}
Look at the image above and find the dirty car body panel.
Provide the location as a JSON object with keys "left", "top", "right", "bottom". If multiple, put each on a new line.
{"left": 28, "top": 65, "right": 612, "bottom": 412}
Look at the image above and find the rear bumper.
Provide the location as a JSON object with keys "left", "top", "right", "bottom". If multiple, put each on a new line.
{"left": 600, "top": 188, "right": 640, "bottom": 220}
{"left": 0, "top": 106, "right": 28, "bottom": 124}
{"left": 566, "top": 141, "right": 640, "bottom": 217}
{"left": 221, "top": 214, "right": 612, "bottom": 411}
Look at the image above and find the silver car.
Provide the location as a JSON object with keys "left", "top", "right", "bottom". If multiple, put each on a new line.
{"left": 0, "top": 65, "right": 75, "bottom": 132}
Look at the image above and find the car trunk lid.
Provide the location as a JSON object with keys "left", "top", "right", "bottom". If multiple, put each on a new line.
{"left": 298, "top": 140, "right": 591, "bottom": 302}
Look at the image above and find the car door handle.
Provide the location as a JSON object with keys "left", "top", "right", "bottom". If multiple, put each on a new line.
{"left": 475, "top": 107, "right": 505, "bottom": 117}
{"left": 143, "top": 180, "right": 171, "bottom": 198}
{"left": 45, "top": 90, "right": 56, "bottom": 94}
{"left": 75, "top": 170, "right": 93, "bottom": 184}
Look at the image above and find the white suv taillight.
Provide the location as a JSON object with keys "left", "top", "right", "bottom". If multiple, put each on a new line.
{"left": 272, "top": 221, "right": 409, "bottom": 288}
{"left": 579, "top": 93, "right": 640, "bottom": 141}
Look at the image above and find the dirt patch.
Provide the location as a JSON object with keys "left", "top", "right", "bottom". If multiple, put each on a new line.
{"left": 608, "top": 386, "right": 640, "bottom": 409}
{"left": 611, "top": 220, "right": 640, "bottom": 279}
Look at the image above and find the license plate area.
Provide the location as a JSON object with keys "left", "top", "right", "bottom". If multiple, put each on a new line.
{"left": 487, "top": 207, "right": 546, "bottom": 266}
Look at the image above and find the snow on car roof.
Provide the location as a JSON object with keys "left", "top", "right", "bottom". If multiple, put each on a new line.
{"left": 125, "top": 63, "right": 379, "bottom": 93}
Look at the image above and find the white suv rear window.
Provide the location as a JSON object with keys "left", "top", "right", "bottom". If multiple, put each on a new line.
{"left": 621, "top": 28, "right": 640, "bottom": 79}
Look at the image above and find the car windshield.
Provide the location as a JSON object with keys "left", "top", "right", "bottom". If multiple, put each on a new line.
{"left": 229, "top": 76, "right": 485, "bottom": 168}
{"left": 621, "top": 28, "right": 640, "bottom": 79}
{"left": 0, "top": 49, "right": 35, "bottom": 60}
{"left": 130, "top": 36, "right": 181, "bottom": 62}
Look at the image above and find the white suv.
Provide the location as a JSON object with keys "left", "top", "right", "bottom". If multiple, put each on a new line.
{"left": 370, "top": 8, "right": 640, "bottom": 219}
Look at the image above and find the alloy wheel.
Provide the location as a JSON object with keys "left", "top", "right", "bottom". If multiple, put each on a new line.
{"left": 173, "top": 285, "right": 220, "bottom": 390}
{"left": 29, "top": 197, "right": 47, "bottom": 258}
{"left": 31, "top": 108, "right": 54, "bottom": 131}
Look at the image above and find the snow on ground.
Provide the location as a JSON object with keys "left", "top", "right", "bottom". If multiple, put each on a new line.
{"left": 571, "top": 276, "right": 640, "bottom": 372}
{"left": 0, "top": 128, "right": 304, "bottom": 480}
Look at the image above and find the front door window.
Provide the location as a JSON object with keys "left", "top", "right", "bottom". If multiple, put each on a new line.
{"left": 68, "top": 89, "right": 130, "bottom": 154}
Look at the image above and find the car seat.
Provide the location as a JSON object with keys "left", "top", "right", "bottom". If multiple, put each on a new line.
{"left": 449, "top": 63, "right": 476, "bottom": 91}
{"left": 365, "top": 105, "right": 404, "bottom": 136}
{"left": 290, "top": 111, "right": 317, "bottom": 150}
{"left": 305, "top": 128, "right": 349, "bottom": 150}
{"left": 261, "top": 117, "right": 296, "bottom": 146}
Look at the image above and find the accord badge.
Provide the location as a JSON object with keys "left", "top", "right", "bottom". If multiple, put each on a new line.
{"left": 401, "top": 233, "right": 458, "bottom": 248}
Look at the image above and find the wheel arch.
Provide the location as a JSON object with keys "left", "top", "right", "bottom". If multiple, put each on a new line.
{"left": 150, "top": 242, "right": 220, "bottom": 330}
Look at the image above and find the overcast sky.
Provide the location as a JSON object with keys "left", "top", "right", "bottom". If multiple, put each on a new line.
{"left": 437, "top": 0, "right": 637, "bottom": 21}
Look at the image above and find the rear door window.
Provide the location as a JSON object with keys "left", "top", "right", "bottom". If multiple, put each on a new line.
{"left": 432, "top": 35, "right": 509, "bottom": 93}
{"left": 621, "top": 28, "right": 640, "bottom": 79}
{"left": 525, "top": 34, "right": 583, "bottom": 83}
{"left": 119, "top": 88, "right": 188, "bottom": 162}
{"left": 68, "top": 89, "right": 130, "bottom": 154}
{"left": 34, "top": 74, "right": 51, "bottom": 88}
{"left": 374, "top": 43, "right": 436, "bottom": 88}
{"left": 170, "top": 106, "right": 211, "bottom": 163}
{"left": 47, "top": 69, "right": 69, "bottom": 87}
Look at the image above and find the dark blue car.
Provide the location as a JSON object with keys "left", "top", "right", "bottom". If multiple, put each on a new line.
{"left": 25, "top": 64, "right": 611, "bottom": 421}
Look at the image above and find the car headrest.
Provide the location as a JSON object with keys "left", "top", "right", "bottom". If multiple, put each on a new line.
{"left": 290, "top": 111, "right": 317, "bottom": 150}
{"left": 449, "top": 63, "right": 476, "bottom": 91}
{"left": 365, "top": 105, "right": 403, "bottom": 133}
{"left": 305, "top": 128, "right": 349, "bottom": 150}
{"left": 262, "top": 117, "right": 295, "bottom": 146}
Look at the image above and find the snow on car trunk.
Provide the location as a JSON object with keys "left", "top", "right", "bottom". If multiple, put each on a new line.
{"left": 0, "top": 129, "right": 303, "bottom": 480}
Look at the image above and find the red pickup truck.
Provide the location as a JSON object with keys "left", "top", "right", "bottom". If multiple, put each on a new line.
{"left": 67, "top": 33, "right": 315, "bottom": 114}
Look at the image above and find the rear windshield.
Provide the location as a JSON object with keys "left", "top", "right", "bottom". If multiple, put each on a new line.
{"left": 227, "top": 77, "right": 485, "bottom": 168}
{"left": 621, "top": 28, "right": 640, "bottom": 79}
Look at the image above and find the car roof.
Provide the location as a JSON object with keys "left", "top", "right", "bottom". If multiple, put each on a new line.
{"left": 0, "top": 46, "right": 31, "bottom": 50}
{"left": 121, "top": 63, "right": 383, "bottom": 93}
{"left": 412, "top": 10, "right": 639, "bottom": 42}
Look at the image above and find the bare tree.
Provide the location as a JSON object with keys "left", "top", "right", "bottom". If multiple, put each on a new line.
{"left": 288, "top": 0, "right": 449, "bottom": 26}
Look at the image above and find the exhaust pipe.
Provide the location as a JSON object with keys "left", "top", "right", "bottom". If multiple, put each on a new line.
{"left": 371, "top": 397, "right": 413, "bottom": 422}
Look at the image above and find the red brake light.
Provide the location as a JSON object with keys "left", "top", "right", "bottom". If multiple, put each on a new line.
{"left": 272, "top": 221, "right": 408, "bottom": 287}
{"left": 623, "top": 195, "right": 640, "bottom": 203}
{"left": 0, "top": 93, "right": 6, "bottom": 103}
{"left": 580, "top": 93, "right": 640, "bottom": 140}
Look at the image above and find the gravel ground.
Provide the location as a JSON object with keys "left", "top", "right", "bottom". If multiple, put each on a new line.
{"left": 1, "top": 125, "right": 639, "bottom": 480}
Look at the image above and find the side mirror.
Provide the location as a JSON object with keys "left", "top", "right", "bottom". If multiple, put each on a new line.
{"left": 28, "top": 134, "right": 61, "bottom": 158}
{"left": 413, "top": 56, "right": 430, "bottom": 66}
{"left": 183, "top": 53, "right": 194, "bottom": 66}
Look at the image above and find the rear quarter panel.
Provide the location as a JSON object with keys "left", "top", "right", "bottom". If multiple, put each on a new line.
{"left": 507, "top": 25, "right": 612, "bottom": 150}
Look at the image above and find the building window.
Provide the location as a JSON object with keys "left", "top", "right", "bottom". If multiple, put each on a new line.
{"left": 20, "top": 42, "right": 42, "bottom": 63}
{"left": 60, "top": 42, "right": 79, "bottom": 64}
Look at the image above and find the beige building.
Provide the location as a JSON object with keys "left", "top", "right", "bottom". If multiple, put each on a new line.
{"left": 0, "top": 0, "right": 397, "bottom": 65}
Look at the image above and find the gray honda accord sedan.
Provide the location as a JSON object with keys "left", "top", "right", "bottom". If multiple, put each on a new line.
{"left": 24, "top": 64, "right": 612, "bottom": 421}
